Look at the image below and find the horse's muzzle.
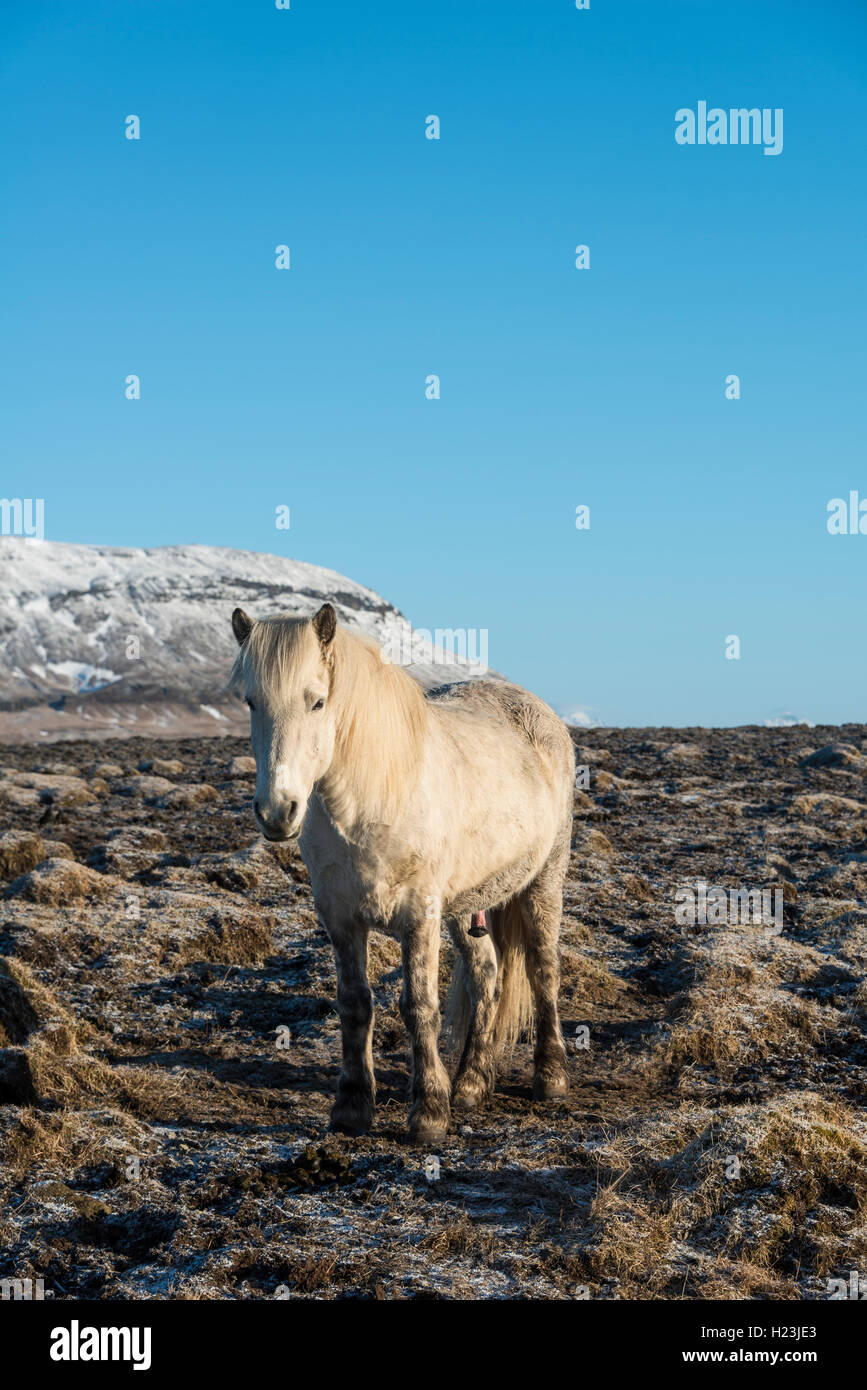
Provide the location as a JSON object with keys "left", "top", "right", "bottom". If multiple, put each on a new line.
{"left": 254, "top": 799, "right": 302, "bottom": 841}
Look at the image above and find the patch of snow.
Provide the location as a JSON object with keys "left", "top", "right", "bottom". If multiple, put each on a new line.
{"left": 46, "top": 660, "right": 122, "bottom": 693}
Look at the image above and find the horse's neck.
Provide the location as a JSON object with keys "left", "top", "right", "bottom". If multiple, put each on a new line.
{"left": 316, "top": 759, "right": 371, "bottom": 838}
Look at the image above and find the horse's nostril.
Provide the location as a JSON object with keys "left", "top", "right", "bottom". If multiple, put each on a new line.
{"left": 255, "top": 799, "right": 298, "bottom": 834}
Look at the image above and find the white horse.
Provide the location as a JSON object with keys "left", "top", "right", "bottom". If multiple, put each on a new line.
{"left": 231, "top": 603, "right": 574, "bottom": 1143}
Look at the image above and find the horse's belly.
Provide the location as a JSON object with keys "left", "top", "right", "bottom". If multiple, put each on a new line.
{"left": 442, "top": 843, "right": 545, "bottom": 918}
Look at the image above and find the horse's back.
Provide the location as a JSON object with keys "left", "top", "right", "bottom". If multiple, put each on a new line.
{"left": 426, "top": 678, "right": 574, "bottom": 778}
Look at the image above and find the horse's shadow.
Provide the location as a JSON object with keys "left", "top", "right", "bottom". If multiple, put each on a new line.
{"left": 117, "top": 962, "right": 593, "bottom": 1133}
{"left": 122, "top": 1047, "right": 336, "bottom": 1092}
{"left": 119, "top": 960, "right": 418, "bottom": 1104}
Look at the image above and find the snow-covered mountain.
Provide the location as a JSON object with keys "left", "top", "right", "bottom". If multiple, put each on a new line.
{"left": 0, "top": 539, "right": 490, "bottom": 742}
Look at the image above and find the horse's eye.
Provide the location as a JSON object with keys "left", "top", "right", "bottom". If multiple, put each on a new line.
{"left": 312, "top": 699, "right": 325, "bottom": 712}
{"left": 246, "top": 698, "right": 255, "bottom": 711}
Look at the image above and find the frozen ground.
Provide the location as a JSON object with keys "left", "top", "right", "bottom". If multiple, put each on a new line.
{"left": 0, "top": 725, "right": 865, "bottom": 1300}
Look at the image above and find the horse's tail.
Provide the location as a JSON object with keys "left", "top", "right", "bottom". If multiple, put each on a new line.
{"left": 490, "top": 899, "right": 534, "bottom": 1053}
{"left": 443, "top": 899, "right": 534, "bottom": 1058}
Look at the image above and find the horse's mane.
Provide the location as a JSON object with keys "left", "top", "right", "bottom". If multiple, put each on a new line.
{"left": 230, "top": 616, "right": 313, "bottom": 699}
{"left": 329, "top": 627, "right": 429, "bottom": 826}
{"left": 231, "top": 616, "right": 428, "bottom": 826}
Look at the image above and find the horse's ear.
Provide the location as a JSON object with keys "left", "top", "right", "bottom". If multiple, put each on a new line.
{"left": 312, "top": 602, "right": 337, "bottom": 648}
{"left": 232, "top": 607, "right": 254, "bottom": 646}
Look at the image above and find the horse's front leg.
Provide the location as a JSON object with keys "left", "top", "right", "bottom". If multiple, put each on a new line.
{"left": 326, "top": 917, "right": 375, "bottom": 1136}
{"left": 399, "top": 909, "right": 451, "bottom": 1144}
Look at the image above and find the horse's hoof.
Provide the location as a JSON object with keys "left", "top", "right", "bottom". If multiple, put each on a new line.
{"left": 408, "top": 1101, "right": 450, "bottom": 1146}
{"left": 451, "top": 1070, "right": 493, "bottom": 1112}
{"left": 532, "top": 1069, "right": 569, "bottom": 1101}
{"left": 329, "top": 1089, "right": 374, "bottom": 1136}
{"left": 409, "top": 1122, "right": 448, "bottom": 1146}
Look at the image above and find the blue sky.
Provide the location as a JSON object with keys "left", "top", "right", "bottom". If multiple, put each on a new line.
{"left": 2, "top": 0, "right": 866, "bottom": 726}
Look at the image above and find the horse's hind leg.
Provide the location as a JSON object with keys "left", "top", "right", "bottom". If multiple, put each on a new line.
{"left": 519, "top": 845, "right": 570, "bottom": 1101}
{"left": 447, "top": 915, "right": 500, "bottom": 1112}
{"left": 326, "top": 916, "right": 376, "bottom": 1136}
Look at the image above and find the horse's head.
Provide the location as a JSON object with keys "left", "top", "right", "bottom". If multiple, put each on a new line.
{"left": 230, "top": 603, "right": 338, "bottom": 841}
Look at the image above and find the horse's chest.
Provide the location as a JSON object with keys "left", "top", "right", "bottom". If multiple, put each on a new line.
{"left": 301, "top": 821, "right": 418, "bottom": 930}
{"left": 353, "top": 870, "right": 407, "bottom": 929}
{"left": 310, "top": 858, "right": 410, "bottom": 930}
